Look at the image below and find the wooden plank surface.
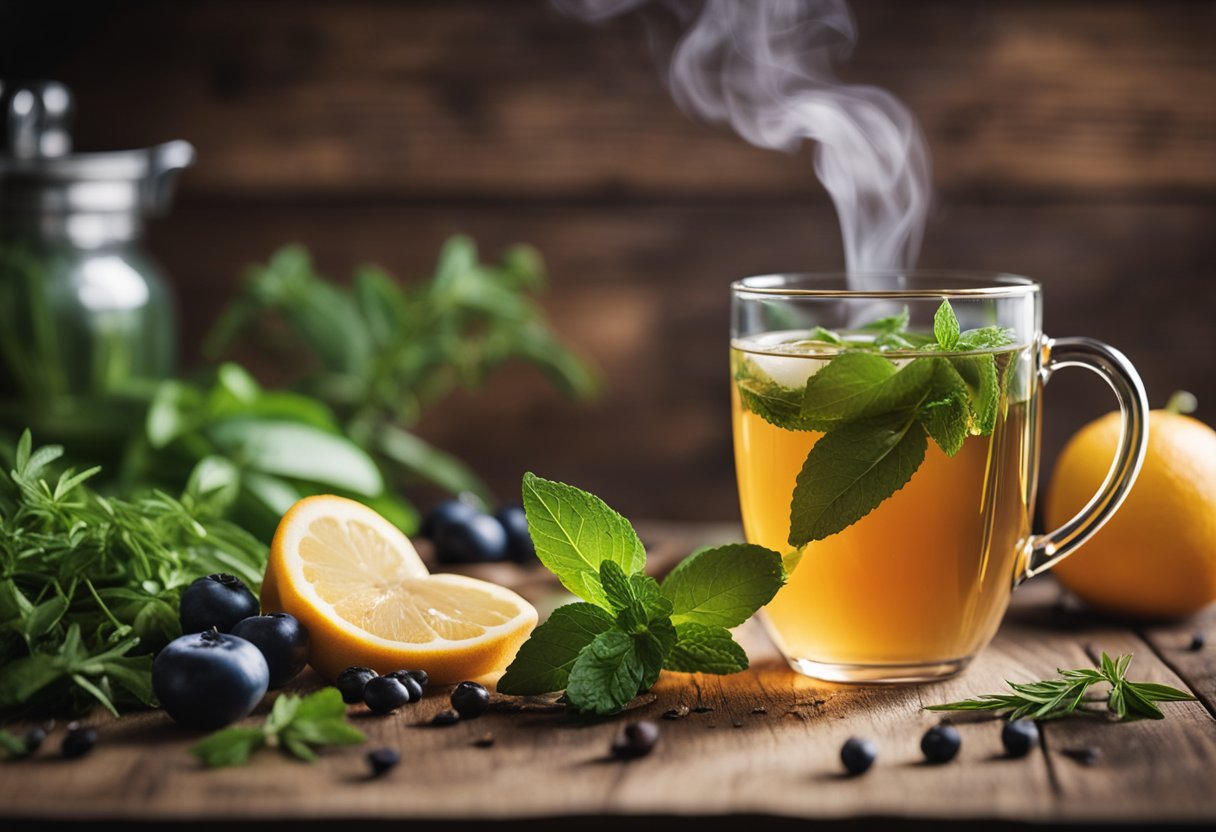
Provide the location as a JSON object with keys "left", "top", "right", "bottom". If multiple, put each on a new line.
{"left": 2, "top": 523, "right": 1213, "bottom": 827}
{"left": 49, "top": 0, "right": 1216, "bottom": 199}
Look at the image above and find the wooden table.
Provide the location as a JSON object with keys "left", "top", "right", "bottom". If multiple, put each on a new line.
{"left": 3, "top": 522, "right": 1214, "bottom": 830}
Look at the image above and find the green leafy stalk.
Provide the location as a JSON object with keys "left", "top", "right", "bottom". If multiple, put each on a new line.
{"left": 733, "top": 300, "right": 1019, "bottom": 548}
{"left": 0, "top": 431, "right": 266, "bottom": 719}
{"left": 498, "top": 474, "right": 786, "bottom": 716}
{"left": 926, "top": 653, "right": 1195, "bottom": 721}
{"left": 191, "top": 688, "right": 365, "bottom": 768}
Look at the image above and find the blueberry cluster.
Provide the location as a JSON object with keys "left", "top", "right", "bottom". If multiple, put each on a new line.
{"left": 420, "top": 500, "right": 536, "bottom": 565}
{"left": 840, "top": 719, "right": 1041, "bottom": 775}
{"left": 153, "top": 573, "right": 311, "bottom": 730}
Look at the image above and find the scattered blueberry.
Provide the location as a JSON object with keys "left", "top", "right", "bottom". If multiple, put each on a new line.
{"left": 450, "top": 681, "right": 490, "bottom": 718}
{"left": 1189, "top": 631, "right": 1206, "bottom": 651}
{"left": 230, "top": 613, "right": 310, "bottom": 688}
{"left": 337, "top": 666, "right": 378, "bottom": 704}
{"left": 22, "top": 726, "right": 47, "bottom": 755}
{"left": 179, "top": 573, "right": 259, "bottom": 634}
{"left": 432, "top": 709, "right": 461, "bottom": 726}
{"left": 611, "top": 720, "right": 659, "bottom": 760}
{"left": 363, "top": 676, "right": 411, "bottom": 715}
{"left": 1001, "top": 720, "right": 1040, "bottom": 758}
{"left": 420, "top": 499, "right": 480, "bottom": 540}
{"left": 921, "top": 724, "right": 961, "bottom": 764}
{"left": 405, "top": 669, "right": 428, "bottom": 687}
{"left": 494, "top": 505, "right": 536, "bottom": 563}
{"left": 366, "top": 747, "right": 400, "bottom": 777}
{"left": 61, "top": 723, "right": 97, "bottom": 759}
{"left": 434, "top": 513, "right": 509, "bottom": 564}
{"left": 840, "top": 737, "right": 877, "bottom": 775}
{"left": 385, "top": 670, "right": 427, "bottom": 701}
{"left": 152, "top": 628, "right": 269, "bottom": 729}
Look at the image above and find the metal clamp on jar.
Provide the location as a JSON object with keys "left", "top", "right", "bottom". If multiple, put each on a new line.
{"left": 0, "top": 80, "right": 194, "bottom": 458}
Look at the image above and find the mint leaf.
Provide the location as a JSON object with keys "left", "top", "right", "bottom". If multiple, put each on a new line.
{"left": 917, "top": 359, "right": 970, "bottom": 456}
{"left": 599, "top": 560, "right": 634, "bottom": 611}
{"left": 934, "top": 300, "right": 960, "bottom": 350}
{"left": 565, "top": 630, "right": 646, "bottom": 715}
{"left": 522, "top": 472, "right": 646, "bottom": 608}
{"left": 735, "top": 369, "right": 814, "bottom": 432}
{"left": 789, "top": 411, "right": 928, "bottom": 546}
{"left": 801, "top": 353, "right": 934, "bottom": 431}
{"left": 663, "top": 623, "right": 749, "bottom": 674}
{"left": 661, "top": 543, "right": 785, "bottom": 629}
{"left": 858, "top": 306, "right": 910, "bottom": 334}
{"left": 191, "top": 727, "right": 266, "bottom": 768}
{"left": 499, "top": 603, "right": 615, "bottom": 696}
{"left": 637, "top": 619, "right": 677, "bottom": 692}
{"left": 950, "top": 353, "right": 1000, "bottom": 435}
{"left": 957, "top": 325, "right": 1014, "bottom": 351}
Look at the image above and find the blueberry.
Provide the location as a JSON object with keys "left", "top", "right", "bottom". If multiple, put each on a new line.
{"left": 432, "top": 709, "right": 460, "bottom": 726}
{"left": 420, "top": 499, "right": 480, "bottom": 540}
{"left": 61, "top": 723, "right": 97, "bottom": 759}
{"left": 1189, "top": 631, "right": 1206, "bottom": 651}
{"left": 433, "top": 514, "right": 509, "bottom": 564}
{"left": 22, "top": 726, "right": 47, "bottom": 755}
{"left": 1001, "top": 719, "right": 1040, "bottom": 758}
{"left": 450, "top": 681, "right": 490, "bottom": 718}
{"left": 230, "top": 613, "right": 310, "bottom": 688}
{"left": 336, "top": 666, "right": 378, "bottom": 704}
{"left": 611, "top": 720, "right": 659, "bottom": 760}
{"left": 840, "top": 737, "right": 876, "bottom": 775}
{"left": 152, "top": 628, "right": 270, "bottom": 729}
{"left": 494, "top": 505, "right": 536, "bottom": 563}
{"left": 921, "top": 724, "right": 961, "bottom": 764}
{"left": 366, "top": 747, "right": 400, "bottom": 777}
{"left": 405, "top": 669, "right": 429, "bottom": 687}
{"left": 363, "top": 676, "right": 411, "bottom": 714}
{"left": 179, "top": 573, "right": 259, "bottom": 634}
{"left": 386, "top": 671, "right": 424, "bottom": 703}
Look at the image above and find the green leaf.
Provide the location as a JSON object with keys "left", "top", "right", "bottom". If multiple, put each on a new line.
{"left": 208, "top": 420, "right": 384, "bottom": 497}
{"left": 957, "top": 326, "right": 1015, "bottom": 351}
{"left": 285, "top": 718, "right": 366, "bottom": 747}
{"left": 564, "top": 630, "right": 646, "bottom": 715}
{"left": 663, "top": 623, "right": 749, "bottom": 674}
{"left": 0, "top": 729, "right": 27, "bottom": 757}
{"left": 0, "top": 654, "right": 65, "bottom": 707}
{"left": 266, "top": 692, "right": 302, "bottom": 733}
{"left": 1126, "top": 682, "right": 1196, "bottom": 703}
{"left": 735, "top": 373, "right": 814, "bottom": 432}
{"left": 375, "top": 424, "right": 491, "bottom": 505}
{"left": 801, "top": 353, "right": 935, "bottom": 431}
{"left": 521, "top": 473, "right": 646, "bottom": 609}
{"left": 190, "top": 727, "right": 267, "bottom": 769}
{"left": 917, "top": 359, "right": 971, "bottom": 456}
{"left": 599, "top": 560, "right": 633, "bottom": 611}
{"left": 498, "top": 603, "right": 615, "bottom": 696}
{"left": 101, "top": 655, "right": 156, "bottom": 706}
{"left": 857, "top": 306, "right": 910, "bottom": 334}
{"left": 352, "top": 265, "right": 404, "bottom": 348}
{"left": 789, "top": 411, "right": 928, "bottom": 546}
{"left": 636, "top": 621, "right": 675, "bottom": 692}
{"left": 950, "top": 353, "right": 1000, "bottom": 436}
{"left": 661, "top": 543, "right": 785, "bottom": 629}
{"left": 24, "top": 595, "right": 69, "bottom": 640}
{"left": 934, "top": 300, "right": 960, "bottom": 350}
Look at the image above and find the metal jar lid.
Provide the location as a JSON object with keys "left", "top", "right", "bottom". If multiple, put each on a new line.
{"left": 0, "top": 80, "right": 195, "bottom": 217}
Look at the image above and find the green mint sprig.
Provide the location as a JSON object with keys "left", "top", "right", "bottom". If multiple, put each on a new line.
{"left": 190, "top": 687, "right": 365, "bottom": 768}
{"left": 926, "top": 653, "right": 1195, "bottom": 721}
{"left": 498, "top": 474, "right": 786, "bottom": 716}
{"left": 734, "top": 300, "right": 1017, "bottom": 548}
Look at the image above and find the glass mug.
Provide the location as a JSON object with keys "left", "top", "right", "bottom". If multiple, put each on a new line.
{"left": 730, "top": 272, "right": 1148, "bottom": 683}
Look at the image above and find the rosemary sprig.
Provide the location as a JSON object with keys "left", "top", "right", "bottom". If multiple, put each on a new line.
{"left": 927, "top": 653, "right": 1196, "bottom": 721}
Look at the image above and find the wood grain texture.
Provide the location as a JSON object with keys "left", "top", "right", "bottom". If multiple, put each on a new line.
{"left": 50, "top": 0, "right": 1216, "bottom": 199}
{"left": 1, "top": 528, "right": 1213, "bottom": 827}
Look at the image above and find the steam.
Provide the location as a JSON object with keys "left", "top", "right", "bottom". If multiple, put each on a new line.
{"left": 555, "top": 0, "right": 931, "bottom": 274}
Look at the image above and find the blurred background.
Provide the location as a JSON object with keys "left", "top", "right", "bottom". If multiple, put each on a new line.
{"left": 2, "top": 0, "right": 1214, "bottom": 522}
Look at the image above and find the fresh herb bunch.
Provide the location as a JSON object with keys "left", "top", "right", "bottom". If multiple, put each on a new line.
{"left": 734, "top": 300, "right": 1018, "bottom": 548}
{"left": 126, "top": 237, "right": 598, "bottom": 540}
{"left": 927, "top": 653, "right": 1196, "bottom": 721}
{"left": 497, "top": 473, "right": 786, "bottom": 715}
{"left": 190, "top": 687, "right": 365, "bottom": 768}
{"left": 0, "top": 431, "right": 266, "bottom": 719}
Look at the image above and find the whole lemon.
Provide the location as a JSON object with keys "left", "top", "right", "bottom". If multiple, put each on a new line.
{"left": 1047, "top": 400, "right": 1216, "bottom": 618}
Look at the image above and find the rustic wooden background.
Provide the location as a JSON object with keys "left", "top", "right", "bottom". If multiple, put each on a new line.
{"left": 5, "top": 0, "right": 1215, "bottom": 521}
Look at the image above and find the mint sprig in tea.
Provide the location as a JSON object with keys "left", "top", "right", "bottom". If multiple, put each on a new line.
{"left": 732, "top": 299, "right": 1036, "bottom": 675}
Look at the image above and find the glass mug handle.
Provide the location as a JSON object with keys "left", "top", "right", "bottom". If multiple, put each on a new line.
{"left": 1019, "top": 337, "right": 1150, "bottom": 583}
